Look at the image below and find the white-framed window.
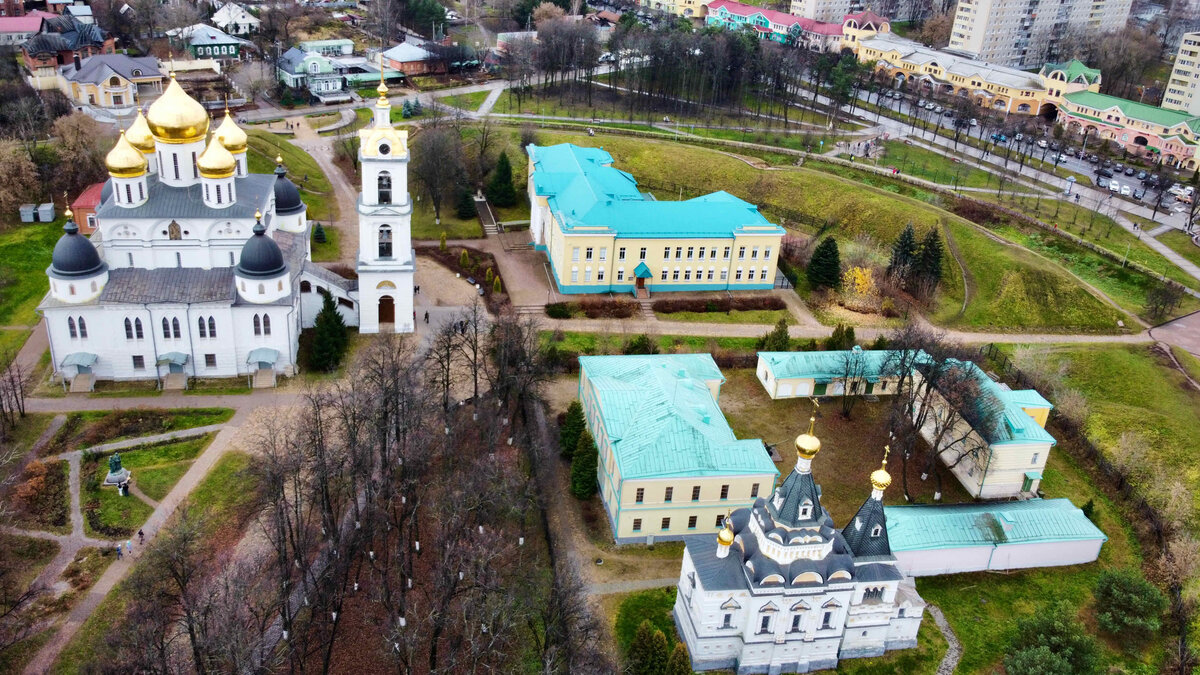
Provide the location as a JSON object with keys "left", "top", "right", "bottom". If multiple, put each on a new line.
{"left": 1031, "top": 453, "right": 1039, "bottom": 464}
{"left": 684, "top": 269, "right": 691, "bottom": 281}
{"left": 585, "top": 247, "right": 593, "bottom": 261}
{"left": 687, "top": 246, "right": 694, "bottom": 259}
{"left": 723, "top": 246, "right": 731, "bottom": 259}
{"left": 618, "top": 247, "right": 626, "bottom": 261}
{"left": 661, "top": 269, "right": 668, "bottom": 280}
{"left": 752, "top": 246, "right": 759, "bottom": 259}
{"left": 762, "top": 266, "right": 769, "bottom": 281}
{"left": 639, "top": 247, "right": 647, "bottom": 260}
{"left": 616, "top": 269, "right": 625, "bottom": 281}
{"left": 599, "top": 247, "right": 607, "bottom": 261}
{"left": 663, "top": 246, "right": 671, "bottom": 260}
{"left": 572, "top": 247, "right": 580, "bottom": 262}
{"left": 672, "top": 268, "right": 680, "bottom": 281}
{"left": 764, "top": 246, "right": 772, "bottom": 259}
{"left": 570, "top": 267, "right": 579, "bottom": 282}
{"left": 675, "top": 246, "right": 682, "bottom": 259}
{"left": 720, "top": 270, "right": 728, "bottom": 281}
{"left": 738, "top": 246, "right": 746, "bottom": 260}
{"left": 584, "top": 268, "right": 592, "bottom": 282}
{"left": 597, "top": 268, "right": 605, "bottom": 281}
{"left": 735, "top": 268, "right": 743, "bottom": 281}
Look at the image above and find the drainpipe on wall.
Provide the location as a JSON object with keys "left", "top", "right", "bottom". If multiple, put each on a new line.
{"left": 184, "top": 302, "right": 198, "bottom": 389}
{"left": 146, "top": 305, "right": 160, "bottom": 390}
{"left": 977, "top": 443, "right": 993, "bottom": 499}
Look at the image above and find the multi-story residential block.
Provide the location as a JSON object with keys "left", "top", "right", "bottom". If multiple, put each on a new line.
{"left": 788, "top": 0, "right": 855, "bottom": 23}
{"left": 1164, "top": 31, "right": 1200, "bottom": 117}
{"left": 577, "top": 354, "right": 779, "bottom": 544}
{"left": 947, "top": 0, "right": 1132, "bottom": 70}
{"left": 526, "top": 143, "right": 785, "bottom": 296}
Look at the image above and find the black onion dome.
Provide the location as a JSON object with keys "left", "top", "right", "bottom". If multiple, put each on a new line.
{"left": 49, "top": 218, "right": 106, "bottom": 279}
{"left": 236, "top": 221, "right": 287, "bottom": 279}
{"left": 273, "top": 162, "right": 305, "bottom": 215}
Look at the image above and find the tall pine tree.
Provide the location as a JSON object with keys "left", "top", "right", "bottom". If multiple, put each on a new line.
{"left": 666, "top": 642, "right": 692, "bottom": 675}
{"left": 570, "top": 428, "right": 598, "bottom": 499}
{"left": 915, "top": 229, "right": 944, "bottom": 297}
{"left": 806, "top": 237, "right": 841, "bottom": 290}
{"left": 628, "top": 620, "right": 670, "bottom": 675}
{"left": 887, "top": 223, "right": 918, "bottom": 280}
{"left": 486, "top": 151, "right": 518, "bottom": 207}
{"left": 310, "top": 291, "right": 349, "bottom": 372}
{"left": 560, "top": 400, "right": 585, "bottom": 458}
{"left": 455, "top": 187, "right": 478, "bottom": 219}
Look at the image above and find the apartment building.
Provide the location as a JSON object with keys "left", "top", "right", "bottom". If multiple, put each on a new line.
{"left": 1164, "top": 31, "right": 1200, "bottom": 116}
{"left": 789, "top": 0, "right": 856, "bottom": 23}
{"left": 947, "top": 0, "right": 1132, "bottom": 70}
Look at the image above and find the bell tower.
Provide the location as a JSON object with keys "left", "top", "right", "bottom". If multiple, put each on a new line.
{"left": 355, "top": 72, "right": 414, "bottom": 334}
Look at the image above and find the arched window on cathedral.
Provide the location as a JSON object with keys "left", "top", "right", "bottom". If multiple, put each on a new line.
{"left": 208, "top": 317, "right": 216, "bottom": 338}
{"left": 134, "top": 318, "right": 143, "bottom": 339}
{"left": 68, "top": 317, "right": 77, "bottom": 339}
{"left": 125, "top": 318, "right": 133, "bottom": 340}
{"left": 162, "top": 317, "right": 171, "bottom": 338}
{"left": 258, "top": 283, "right": 265, "bottom": 295}
{"left": 172, "top": 317, "right": 181, "bottom": 339}
{"left": 253, "top": 314, "right": 261, "bottom": 336}
{"left": 378, "top": 172, "right": 392, "bottom": 204}
{"left": 378, "top": 225, "right": 393, "bottom": 258}
{"left": 300, "top": 280, "right": 312, "bottom": 293}
{"left": 77, "top": 317, "right": 87, "bottom": 338}
{"left": 198, "top": 317, "right": 207, "bottom": 338}
{"left": 262, "top": 314, "right": 271, "bottom": 336}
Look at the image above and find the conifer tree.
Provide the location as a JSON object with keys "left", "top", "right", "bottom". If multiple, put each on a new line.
{"left": 806, "top": 237, "right": 841, "bottom": 290}
{"left": 887, "top": 223, "right": 918, "bottom": 280}
{"left": 628, "top": 620, "right": 670, "bottom": 675}
{"left": 756, "top": 318, "right": 790, "bottom": 351}
{"left": 915, "top": 229, "right": 944, "bottom": 297}
{"left": 455, "top": 188, "right": 478, "bottom": 219}
{"left": 312, "top": 222, "right": 327, "bottom": 244}
{"left": 401, "top": 100, "right": 413, "bottom": 118}
{"left": 560, "top": 400, "right": 585, "bottom": 458}
{"left": 486, "top": 151, "right": 518, "bottom": 207}
{"left": 570, "top": 429, "right": 599, "bottom": 498}
{"left": 493, "top": 276, "right": 502, "bottom": 293}
{"left": 666, "top": 642, "right": 692, "bottom": 675}
{"left": 311, "top": 292, "right": 349, "bottom": 372}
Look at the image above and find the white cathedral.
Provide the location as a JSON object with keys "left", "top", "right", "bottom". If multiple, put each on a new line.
{"left": 40, "top": 74, "right": 414, "bottom": 390}
{"left": 674, "top": 421, "right": 925, "bottom": 674}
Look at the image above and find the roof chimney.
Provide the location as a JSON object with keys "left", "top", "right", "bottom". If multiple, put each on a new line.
{"left": 73, "top": 53, "right": 81, "bottom": 70}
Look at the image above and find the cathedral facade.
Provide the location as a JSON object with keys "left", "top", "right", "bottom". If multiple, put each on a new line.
{"left": 673, "top": 422, "right": 924, "bottom": 674}
{"left": 40, "top": 73, "right": 413, "bottom": 390}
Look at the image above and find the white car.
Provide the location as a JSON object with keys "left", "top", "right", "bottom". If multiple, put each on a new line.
{"left": 1037, "top": 139, "right": 1049, "bottom": 148}
{"left": 1121, "top": 185, "right": 1131, "bottom": 196}
{"left": 1108, "top": 181, "right": 1120, "bottom": 192}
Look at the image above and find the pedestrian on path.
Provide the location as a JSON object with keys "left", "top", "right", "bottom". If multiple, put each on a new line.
{"left": 138, "top": 529, "right": 144, "bottom": 545}
{"left": 126, "top": 540, "right": 132, "bottom": 556}
{"left": 424, "top": 311, "right": 429, "bottom": 323}
{"left": 116, "top": 544, "right": 122, "bottom": 560}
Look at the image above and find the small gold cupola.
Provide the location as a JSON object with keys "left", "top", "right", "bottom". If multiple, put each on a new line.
{"left": 197, "top": 135, "right": 236, "bottom": 179}
{"left": 105, "top": 131, "right": 148, "bottom": 178}
{"left": 215, "top": 107, "right": 247, "bottom": 154}
{"left": 125, "top": 108, "right": 155, "bottom": 155}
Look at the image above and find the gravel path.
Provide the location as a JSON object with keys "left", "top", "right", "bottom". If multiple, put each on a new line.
{"left": 927, "top": 605, "right": 962, "bottom": 675}
{"left": 588, "top": 577, "right": 678, "bottom": 596}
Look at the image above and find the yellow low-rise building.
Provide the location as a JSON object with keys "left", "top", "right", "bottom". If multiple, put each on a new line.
{"left": 578, "top": 354, "right": 779, "bottom": 544}
{"left": 527, "top": 143, "right": 785, "bottom": 297}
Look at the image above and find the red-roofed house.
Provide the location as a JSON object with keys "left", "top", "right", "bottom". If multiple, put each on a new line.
{"left": 704, "top": 0, "right": 842, "bottom": 51}
{"left": 0, "top": 10, "right": 51, "bottom": 45}
{"left": 71, "top": 181, "right": 104, "bottom": 234}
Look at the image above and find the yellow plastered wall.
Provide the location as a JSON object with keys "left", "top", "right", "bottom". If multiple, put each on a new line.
{"left": 613, "top": 474, "right": 775, "bottom": 540}
{"left": 1022, "top": 406, "right": 1050, "bottom": 428}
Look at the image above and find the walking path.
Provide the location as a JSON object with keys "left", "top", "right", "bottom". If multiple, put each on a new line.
{"left": 287, "top": 115, "right": 360, "bottom": 265}
{"left": 927, "top": 605, "right": 962, "bottom": 675}
{"left": 78, "top": 424, "right": 224, "bottom": 456}
{"left": 587, "top": 577, "right": 677, "bottom": 596}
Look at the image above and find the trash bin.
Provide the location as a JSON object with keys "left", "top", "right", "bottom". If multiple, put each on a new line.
{"left": 37, "top": 203, "right": 55, "bottom": 222}
{"left": 18, "top": 204, "right": 35, "bottom": 223}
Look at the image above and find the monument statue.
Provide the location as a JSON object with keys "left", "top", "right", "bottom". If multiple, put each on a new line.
{"left": 109, "top": 453, "right": 122, "bottom": 474}
{"left": 104, "top": 451, "right": 130, "bottom": 486}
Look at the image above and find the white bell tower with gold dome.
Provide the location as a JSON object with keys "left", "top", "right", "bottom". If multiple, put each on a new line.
{"left": 355, "top": 74, "right": 414, "bottom": 334}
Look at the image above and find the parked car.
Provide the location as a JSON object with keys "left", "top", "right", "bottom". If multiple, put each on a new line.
{"left": 1096, "top": 168, "right": 1114, "bottom": 178}
{"left": 933, "top": 105, "right": 943, "bottom": 113}
{"left": 1125, "top": 167, "right": 1136, "bottom": 176}
{"left": 969, "top": 118, "right": 978, "bottom": 126}
{"left": 1133, "top": 188, "right": 1145, "bottom": 200}
{"left": 991, "top": 133, "right": 1008, "bottom": 143}
{"left": 1097, "top": 177, "right": 1110, "bottom": 188}
{"left": 943, "top": 110, "right": 954, "bottom": 117}
{"left": 1102, "top": 160, "right": 1114, "bottom": 169}
{"left": 1121, "top": 185, "right": 1132, "bottom": 196}
{"left": 1109, "top": 181, "right": 1120, "bottom": 192}
{"left": 1088, "top": 154, "right": 1099, "bottom": 163}
{"left": 1136, "top": 170, "right": 1147, "bottom": 180}
{"left": 1037, "top": 139, "right": 1049, "bottom": 148}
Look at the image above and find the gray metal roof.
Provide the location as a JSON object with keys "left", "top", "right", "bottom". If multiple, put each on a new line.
{"left": 841, "top": 497, "right": 891, "bottom": 558}
{"left": 768, "top": 466, "right": 825, "bottom": 527}
{"left": 303, "top": 261, "right": 355, "bottom": 291}
{"left": 277, "top": 47, "right": 308, "bottom": 74}
{"left": 62, "top": 54, "right": 159, "bottom": 85}
{"left": 95, "top": 174, "right": 275, "bottom": 222}
{"left": 98, "top": 267, "right": 236, "bottom": 304}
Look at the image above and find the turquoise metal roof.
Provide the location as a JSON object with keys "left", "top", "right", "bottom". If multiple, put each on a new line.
{"left": 959, "top": 360, "right": 1055, "bottom": 446}
{"left": 579, "top": 354, "right": 778, "bottom": 480}
{"left": 885, "top": 498, "right": 1107, "bottom": 552}
{"left": 758, "top": 347, "right": 918, "bottom": 383}
{"left": 527, "top": 143, "right": 785, "bottom": 239}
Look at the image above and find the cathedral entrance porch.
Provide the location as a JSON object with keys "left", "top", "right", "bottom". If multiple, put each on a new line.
{"left": 378, "top": 295, "right": 395, "bottom": 325}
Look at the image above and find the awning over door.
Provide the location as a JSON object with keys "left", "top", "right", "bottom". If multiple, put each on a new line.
{"left": 634, "top": 262, "right": 653, "bottom": 279}
{"left": 246, "top": 347, "right": 280, "bottom": 365}
{"left": 61, "top": 352, "right": 98, "bottom": 368}
{"left": 156, "top": 352, "right": 189, "bottom": 366}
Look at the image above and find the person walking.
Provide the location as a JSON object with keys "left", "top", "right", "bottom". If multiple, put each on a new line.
{"left": 138, "top": 529, "right": 144, "bottom": 544}
{"left": 116, "top": 544, "right": 122, "bottom": 560}
{"left": 424, "top": 311, "right": 429, "bottom": 323}
{"left": 126, "top": 540, "right": 132, "bottom": 556}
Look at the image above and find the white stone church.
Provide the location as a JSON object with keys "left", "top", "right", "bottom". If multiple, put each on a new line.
{"left": 40, "top": 74, "right": 414, "bottom": 390}
{"left": 674, "top": 423, "right": 925, "bottom": 674}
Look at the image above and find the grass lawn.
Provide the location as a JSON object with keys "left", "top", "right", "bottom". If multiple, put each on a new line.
{"left": 50, "top": 408, "right": 233, "bottom": 454}
{"left": 532, "top": 130, "right": 1122, "bottom": 333}
{"left": 1171, "top": 345, "right": 1200, "bottom": 381}
{"left": 614, "top": 587, "right": 677, "bottom": 656}
{"left": 0, "top": 627, "right": 53, "bottom": 674}
{"left": 0, "top": 533, "right": 59, "bottom": 592}
{"left": 135, "top": 462, "right": 192, "bottom": 501}
{"left": 51, "top": 581, "right": 127, "bottom": 674}
{"left": 0, "top": 327, "right": 29, "bottom": 366}
{"left": 184, "top": 377, "right": 251, "bottom": 396}
{"left": 320, "top": 107, "right": 371, "bottom": 136}
{"left": 877, "top": 140, "right": 993, "bottom": 188}
{"left": 99, "top": 435, "right": 215, "bottom": 502}
{"left": 13, "top": 459, "right": 70, "bottom": 534}
{"left": 87, "top": 379, "right": 161, "bottom": 398}
{"left": 1158, "top": 229, "right": 1200, "bottom": 268}
{"left": 81, "top": 462, "right": 154, "bottom": 539}
{"left": 686, "top": 126, "right": 846, "bottom": 152}
{"left": 311, "top": 221, "right": 341, "bottom": 262}
{"left": 411, "top": 197, "right": 483, "bottom": 240}
{"left": 304, "top": 111, "right": 341, "bottom": 130}
{"left": 441, "top": 90, "right": 490, "bottom": 111}
{"left": 655, "top": 308, "right": 794, "bottom": 325}
{"left": 543, "top": 330, "right": 793, "bottom": 356}
{"left": 0, "top": 219, "right": 62, "bottom": 326}
{"left": 246, "top": 129, "right": 339, "bottom": 223}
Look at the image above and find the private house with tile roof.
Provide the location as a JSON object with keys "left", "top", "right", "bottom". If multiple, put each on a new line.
{"left": 58, "top": 54, "right": 163, "bottom": 114}
{"left": 526, "top": 143, "right": 784, "bottom": 297}
{"left": 39, "top": 73, "right": 412, "bottom": 391}
{"left": 0, "top": 10, "right": 52, "bottom": 45}
{"left": 754, "top": 350, "right": 1055, "bottom": 499}
{"left": 70, "top": 182, "right": 105, "bottom": 234}
{"left": 21, "top": 14, "right": 113, "bottom": 89}
{"left": 577, "top": 354, "right": 779, "bottom": 544}
{"left": 704, "top": 0, "right": 843, "bottom": 51}
{"left": 885, "top": 498, "right": 1107, "bottom": 576}
{"left": 673, "top": 422, "right": 924, "bottom": 673}
{"left": 1058, "top": 90, "right": 1200, "bottom": 170}
{"left": 168, "top": 23, "right": 251, "bottom": 60}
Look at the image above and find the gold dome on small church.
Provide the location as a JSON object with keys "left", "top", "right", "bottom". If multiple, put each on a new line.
{"left": 105, "top": 131, "right": 148, "bottom": 178}
{"left": 215, "top": 108, "right": 247, "bottom": 154}
{"left": 870, "top": 465, "right": 891, "bottom": 491}
{"left": 125, "top": 108, "right": 155, "bottom": 154}
{"left": 717, "top": 523, "right": 735, "bottom": 546}
{"left": 197, "top": 136, "right": 236, "bottom": 179}
{"left": 795, "top": 414, "right": 821, "bottom": 460}
{"left": 146, "top": 74, "right": 210, "bottom": 144}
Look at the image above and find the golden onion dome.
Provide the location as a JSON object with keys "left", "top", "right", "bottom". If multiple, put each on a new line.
{"left": 197, "top": 136, "right": 236, "bottom": 179}
{"left": 215, "top": 110, "right": 247, "bottom": 154}
{"left": 717, "top": 523, "right": 735, "bottom": 546}
{"left": 870, "top": 465, "right": 892, "bottom": 491}
{"left": 126, "top": 108, "right": 155, "bottom": 154}
{"left": 146, "top": 75, "right": 210, "bottom": 144}
{"left": 106, "top": 131, "right": 148, "bottom": 178}
{"left": 795, "top": 413, "right": 822, "bottom": 459}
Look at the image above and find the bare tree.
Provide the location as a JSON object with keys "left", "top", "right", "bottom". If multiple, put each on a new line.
{"left": 837, "top": 347, "right": 868, "bottom": 419}
{"left": 410, "top": 128, "right": 464, "bottom": 224}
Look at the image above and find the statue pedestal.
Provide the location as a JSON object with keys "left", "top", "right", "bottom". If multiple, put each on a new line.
{"left": 103, "top": 468, "right": 130, "bottom": 486}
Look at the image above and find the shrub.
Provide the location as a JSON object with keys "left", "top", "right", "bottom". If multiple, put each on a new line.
{"left": 1094, "top": 570, "right": 1166, "bottom": 640}
{"left": 459, "top": 249, "right": 471, "bottom": 269}
{"left": 951, "top": 198, "right": 1005, "bottom": 225}
{"left": 881, "top": 297, "right": 899, "bottom": 317}
{"left": 578, "top": 298, "right": 638, "bottom": 319}
{"left": 653, "top": 297, "right": 785, "bottom": 313}
{"left": 455, "top": 188, "right": 478, "bottom": 219}
{"left": 756, "top": 318, "right": 790, "bottom": 351}
{"left": 493, "top": 277, "right": 502, "bottom": 293}
{"left": 1081, "top": 498, "right": 1098, "bottom": 524}
{"left": 545, "top": 302, "right": 575, "bottom": 319}
{"left": 1004, "top": 603, "right": 1098, "bottom": 675}
{"left": 622, "top": 334, "right": 659, "bottom": 355}
{"left": 560, "top": 400, "right": 585, "bottom": 459}
{"left": 628, "top": 620, "right": 670, "bottom": 675}
{"left": 1004, "top": 645, "right": 1074, "bottom": 675}
{"left": 570, "top": 429, "right": 598, "bottom": 499}
{"left": 666, "top": 643, "right": 691, "bottom": 675}
{"left": 312, "top": 223, "right": 327, "bottom": 244}
{"left": 806, "top": 237, "right": 841, "bottom": 290}
{"left": 440, "top": 231, "right": 447, "bottom": 251}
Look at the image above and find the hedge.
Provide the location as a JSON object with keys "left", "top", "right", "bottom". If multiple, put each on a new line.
{"left": 544, "top": 299, "right": 639, "bottom": 319}
{"left": 652, "top": 296, "right": 786, "bottom": 313}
